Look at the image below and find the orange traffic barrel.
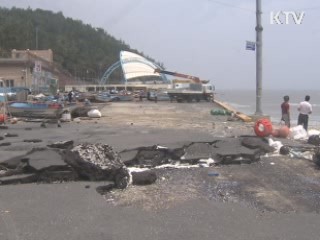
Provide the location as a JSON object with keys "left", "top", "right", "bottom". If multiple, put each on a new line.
{"left": 0, "top": 114, "right": 7, "bottom": 123}
{"left": 254, "top": 118, "right": 273, "bottom": 137}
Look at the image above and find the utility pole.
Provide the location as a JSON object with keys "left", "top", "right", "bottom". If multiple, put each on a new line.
{"left": 36, "top": 26, "right": 39, "bottom": 50}
{"left": 255, "top": 0, "right": 263, "bottom": 115}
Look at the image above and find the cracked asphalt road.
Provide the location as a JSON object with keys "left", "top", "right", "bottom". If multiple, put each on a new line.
{"left": 0, "top": 102, "right": 320, "bottom": 240}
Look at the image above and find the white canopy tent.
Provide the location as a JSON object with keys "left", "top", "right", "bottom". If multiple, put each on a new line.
{"left": 120, "top": 51, "right": 161, "bottom": 81}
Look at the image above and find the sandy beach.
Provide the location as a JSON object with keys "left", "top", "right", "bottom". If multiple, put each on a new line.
{"left": 1, "top": 100, "right": 320, "bottom": 240}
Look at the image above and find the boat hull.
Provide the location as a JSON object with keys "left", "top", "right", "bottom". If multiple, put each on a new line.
{"left": 7, "top": 102, "right": 64, "bottom": 118}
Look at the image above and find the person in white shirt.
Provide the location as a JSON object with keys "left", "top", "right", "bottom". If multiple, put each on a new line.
{"left": 297, "top": 95, "right": 312, "bottom": 130}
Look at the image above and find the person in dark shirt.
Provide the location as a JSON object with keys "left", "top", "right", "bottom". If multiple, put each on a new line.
{"left": 68, "top": 91, "right": 73, "bottom": 103}
{"left": 281, "top": 95, "right": 290, "bottom": 127}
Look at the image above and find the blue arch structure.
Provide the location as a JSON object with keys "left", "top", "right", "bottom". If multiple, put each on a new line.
{"left": 99, "top": 61, "right": 122, "bottom": 85}
{"left": 99, "top": 58, "right": 168, "bottom": 85}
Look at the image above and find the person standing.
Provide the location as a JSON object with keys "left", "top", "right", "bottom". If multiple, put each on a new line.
{"left": 298, "top": 95, "right": 312, "bottom": 131}
{"left": 281, "top": 95, "right": 290, "bottom": 127}
{"left": 68, "top": 90, "right": 73, "bottom": 103}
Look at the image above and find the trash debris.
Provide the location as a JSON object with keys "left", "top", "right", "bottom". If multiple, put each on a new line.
{"left": 73, "top": 118, "right": 81, "bottom": 123}
{"left": 268, "top": 138, "right": 283, "bottom": 153}
{"left": 198, "top": 158, "right": 215, "bottom": 167}
{"left": 208, "top": 171, "right": 219, "bottom": 176}
{"left": 87, "top": 109, "right": 102, "bottom": 118}
{"left": 308, "top": 129, "right": 320, "bottom": 136}
{"left": 10, "top": 117, "right": 18, "bottom": 124}
{"left": 308, "top": 135, "right": 320, "bottom": 146}
{"left": 289, "top": 150, "right": 313, "bottom": 161}
{"left": 210, "top": 109, "right": 232, "bottom": 116}
{"left": 290, "top": 125, "right": 308, "bottom": 140}
{"left": 61, "top": 110, "right": 71, "bottom": 122}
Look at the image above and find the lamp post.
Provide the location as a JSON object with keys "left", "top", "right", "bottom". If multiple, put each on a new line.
{"left": 255, "top": 0, "right": 263, "bottom": 115}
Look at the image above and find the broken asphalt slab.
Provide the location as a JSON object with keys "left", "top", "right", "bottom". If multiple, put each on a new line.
{"left": 120, "top": 137, "right": 274, "bottom": 167}
{"left": 1, "top": 136, "right": 319, "bottom": 200}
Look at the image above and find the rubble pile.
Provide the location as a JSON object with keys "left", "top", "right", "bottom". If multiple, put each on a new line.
{"left": 63, "top": 143, "right": 130, "bottom": 188}
{"left": 2, "top": 136, "right": 319, "bottom": 194}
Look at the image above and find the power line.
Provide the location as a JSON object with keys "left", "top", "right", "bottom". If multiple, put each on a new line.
{"left": 207, "top": 0, "right": 255, "bottom": 13}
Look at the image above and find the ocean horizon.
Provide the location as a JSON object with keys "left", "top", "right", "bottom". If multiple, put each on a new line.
{"left": 217, "top": 89, "right": 320, "bottom": 128}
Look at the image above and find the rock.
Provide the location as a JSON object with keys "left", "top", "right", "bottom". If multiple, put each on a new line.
{"left": 131, "top": 170, "right": 157, "bottom": 185}
{"left": 47, "top": 140, "right": 74, "bottom": 149}
{"left": 63, "top": 143, "right": 130, "bottom": 188}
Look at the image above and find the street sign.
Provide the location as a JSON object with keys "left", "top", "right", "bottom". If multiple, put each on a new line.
{"left": 246, "top": 41, "right": 256, "bottom": 51}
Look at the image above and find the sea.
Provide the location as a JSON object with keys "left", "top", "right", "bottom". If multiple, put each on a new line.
{"left": 217, "top": 89, "right": 320, "bottom": 128}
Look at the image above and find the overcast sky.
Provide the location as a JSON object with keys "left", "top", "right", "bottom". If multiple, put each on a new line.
{"left": 1, "top": 0, "right": 319, "bottom": 90}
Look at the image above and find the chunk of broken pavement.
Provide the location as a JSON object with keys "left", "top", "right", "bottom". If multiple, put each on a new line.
{"left": 4, "top": 133, "right": 18, "bottom": 137}
{"left": 63, "top": 143, "right": 130, "bottom": 188}
{"left": 241, "top": 137, "right": 275, "bottom": 153}
{"left": 47, "top": 140, "right": 74, "bottom": 149}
